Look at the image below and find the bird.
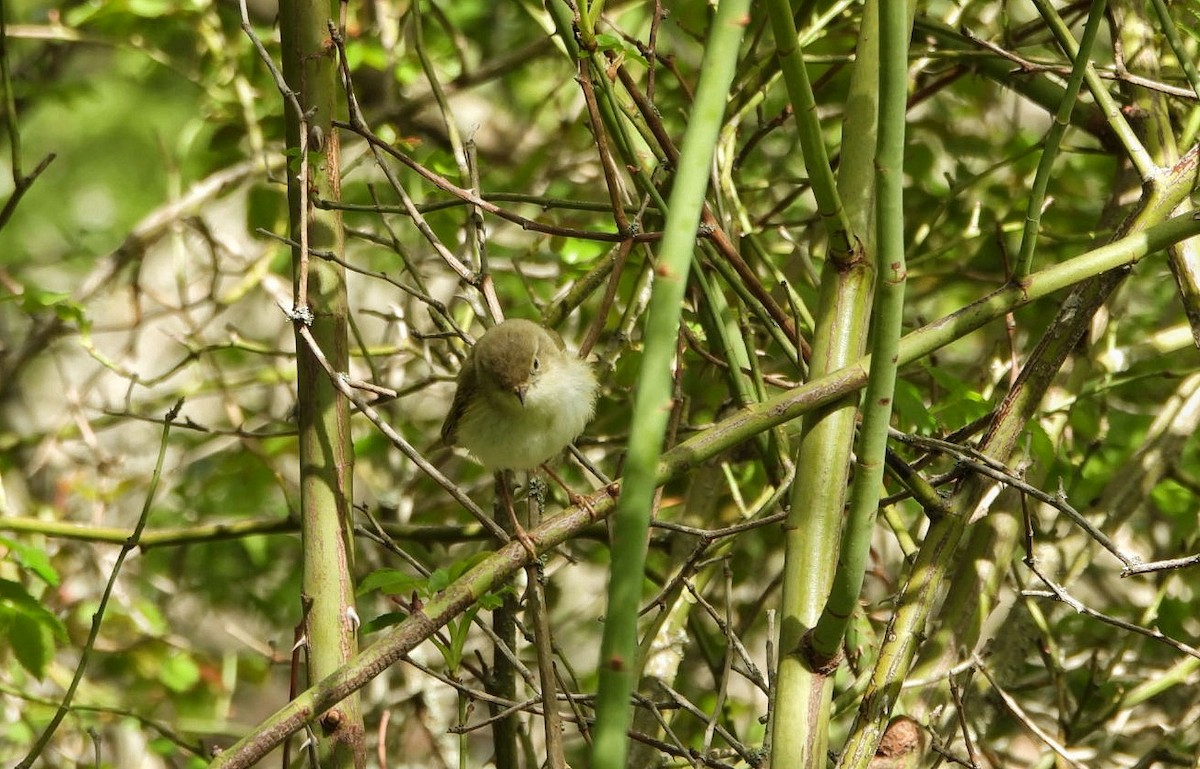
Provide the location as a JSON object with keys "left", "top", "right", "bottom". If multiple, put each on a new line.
{"left": 441, "top": 318, "right": 598, "bottom": 472}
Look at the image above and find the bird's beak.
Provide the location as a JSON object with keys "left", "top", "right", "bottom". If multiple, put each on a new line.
{"left": 515, "top": 385, "right": 528, "bottom": 405}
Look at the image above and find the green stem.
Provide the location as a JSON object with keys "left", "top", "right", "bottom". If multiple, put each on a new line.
{"left": 667, "top": 210, "right": 1200, "bottom": 479}
{"left": 1147, "top": 0, "right": 1200, "bottom": 101}
{"left": 766, "top": 0, "right": 855, "bottom": 261}
{"left": 279, "top": 0, "right": 362, "bottom": 764}
{"left": 1033, "top": 0, "right": 1155, "bottom": 178}
{"left": 809, "top": 0, "right": 908, "bottom": 661}
{"left": 768, "top": 2, "right": 891, "bottom": 766}
{"left": 834, "top": 145, "right": 1200, "bottom": 769}
{"left": 0, "top": 0, "right": 21, "bottom": 179}
{"left": 1013, "top": 0, "right": 1107, "bottom": 279}
{"left": 589, "top": 3, "right": 749, "bottom": 768}
{"left": 579, "top": 0, "right": 603, "bottom": 45}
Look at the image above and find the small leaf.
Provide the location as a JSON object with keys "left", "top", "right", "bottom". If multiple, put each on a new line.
{"left": 0, "top": 578, "right": 67, "bottom": 677}
{"left": 361, "top": 611, "right": 408, "bottom": 635}
{"left": 592, "top": 33, "right": 647, "bottom": 65}
{"left": 892, "top": 378, "right": 937, "bottom": 434}
{"left": 0, "top": 578, "right": 49, "bottom": 617}
{"left": 0, "top": 536, "right": 60, "bottom": 587}
{"left": 445, "top": 551, "right": 490, "bottom": 583}
{"left": 126, "top": 0, "right": 174, "bottom": 17}
{"left": 245, "top": 185, "right": 285, "bottom": 234}
{"left": 443, "top": 607, "right": 480, "bottom": 670}
{"left": 358, "top": 568, "right": 424, "bottom": 597}
{"left": 16, "top": 289, "right": 86, "bottom": 327}
{"left": 477, "top": 592, "right": 504, "bottom": 611}
{"left": 10, "top": 613, "right": 53, "bottom": 678}
{"left": 159, "top": 654, "right": 201, "bottom": 693}
{"left": 428, "top": 568, "right": 450, "bottom": 594}
{"left": 594, "top": 33, "right": 624, "bottom": 51}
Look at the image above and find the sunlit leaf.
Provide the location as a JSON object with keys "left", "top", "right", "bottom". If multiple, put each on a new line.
{"left": 159, "top": 654, "right": 201, "bottom": 693}
{"left": 0, "top": 536, "right": 59, "bottom": 587}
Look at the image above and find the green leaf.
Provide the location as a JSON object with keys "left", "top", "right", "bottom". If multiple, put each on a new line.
{"left": 428, "top": 635, "right": 451, "bottom": 665}
{"left": 892, "top": 378, "right": 937, "bottom": 433}
{"left": 1025, "top": 420, "right": 1057, "bottom": 473}
{"left": 593, "top": 33, "right": 623, "bottom": 51}
{"left": 558, "top": 239, "right": 609, "bottom": 266}
{"left": 923, "top": 363, "right": 990, "bottom": 425}
{"left": 477, "top": 592, "right": 505, "bottom": 611}
{"left": 1152, "top": 479, "right": 1198, "bottom": 530}
{"left": 159, "top": 653, "right": 201, "bottom": 693}
{"left": 592, "top": 33, "right": 647, "bottom": 65}
{"left": 149, "top": 736, "right": 178, "bottom": 756}
{"left": 0, "top": 577, "right": 66, "bottom": 679}
{"left": 0, "top": 579, "right": 67, "bottom": 639}
{"left": 11, "top": 289, "right": 89, "bottom": 329}
{"left": 2, "top": 719, "right": 33, "bottom": 750}
{"left": 445, "top": 618, "right": 471, "bottom": 668}
{"left": 245, "top": 184, "right": 286, "bottom": 235}
{"left": 9, "top": 612, "right": 54, "bottom": 679}
{"left": 427, "top": 551, "right": 490, "bottom": 596}
{"left": 445, "top": 551, "right": 490, "bottom": 583}
{"left": 358, "top": 568, "right": 425, "bottom": 597}
{"left": 427, "top": 568, "right": 451, "bottom": 594}
{"left": 361, "top": 611, "right": 408, "bottom": 635}
{"left": 440, "top": 607, "right": 481, "bottom": 670}
{"left": 0, "top": 536, "right": 60, "bottom": 587}
{"left": 7, "top": 288, "right": 67, "bottom": 307}
{"left": 345, "top": 39, "right": 389, "bottom": 71}
{"left": 126, "top": 0, "right": 175, "bottom": 17}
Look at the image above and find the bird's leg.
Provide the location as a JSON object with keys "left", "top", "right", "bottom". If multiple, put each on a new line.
{"left": 540, "top": 462, "right": 597, "bottom": 518}
{"left": 495, "top": 471, "right": 538, "bottom": 562}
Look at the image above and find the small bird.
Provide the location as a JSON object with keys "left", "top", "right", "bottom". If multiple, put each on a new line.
{"left": 441, "top": 319, "right": 599, "bottom": 472}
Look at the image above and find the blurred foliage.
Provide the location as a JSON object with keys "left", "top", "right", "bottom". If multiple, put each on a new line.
{"left": 0, "top": 0, "right": 1198, "bottom": 767}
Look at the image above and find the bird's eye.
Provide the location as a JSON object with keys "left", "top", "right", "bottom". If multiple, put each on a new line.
{"left": 532, "top": 357, "right": 540, "bottom": 371}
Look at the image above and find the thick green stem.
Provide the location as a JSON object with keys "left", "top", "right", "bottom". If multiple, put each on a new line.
{"left": 809, "top": 0, "right": 908, "bottom": 661}
{"left": 280, "top": 0, "right": 362, "bottom": 764}
{"left": 768, "top": 3, "right": 893, "bottom": 766}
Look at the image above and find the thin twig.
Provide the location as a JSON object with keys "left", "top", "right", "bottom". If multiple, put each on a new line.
{"left": 17, "top": 402, "right": 181, "bottom": 768}
{"left": 889, "top": 428, "right": 1139, "bottom": 568}
{"left": 961, "top": 27, "right": 1199, "bottom": 101}
{"left": 527, "top": 566, "right": 567, "bottom": 769}
{"left": 971, "top": 654, "right": 1090, "bottom": 769}
{"left": 0, "top": 0, "right": 57, "bottom": 229}
{"left": 948, "top": 675, "right": 982, "bottom": 769}
{"left": 1020, "top": 566, "right": 1200, "bottom": 661}
{"left": 0, "top": 152, "right": 55, "bottom": 231}
{"left": 656, "top": 682, "right": 759, "bottom": 767}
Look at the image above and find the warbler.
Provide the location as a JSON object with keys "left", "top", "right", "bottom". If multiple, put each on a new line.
{"left": 441, "top": 319, "right": 598, "bottom": 471}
